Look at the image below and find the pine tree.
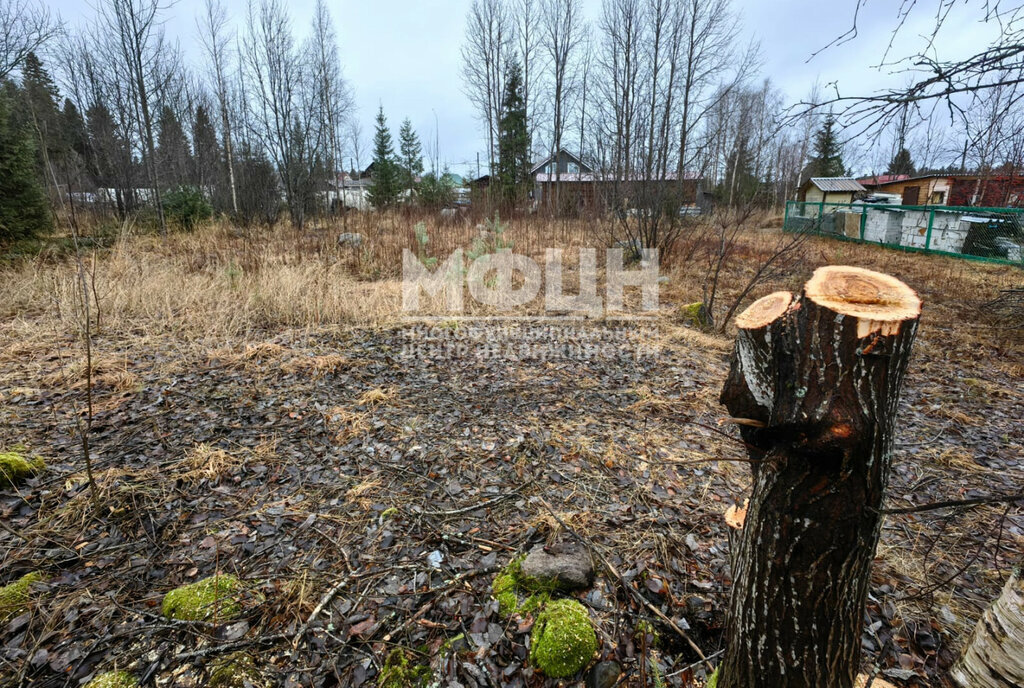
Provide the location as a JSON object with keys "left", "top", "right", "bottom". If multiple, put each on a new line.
{"left": 497, "top": 60, "right": 530, "bottom": 204}
{"left": 367, "top": 106, "right": 400, "bottom": 209}
{"left": 886, "top": 148, "right": 915, "bottom": 176}
{"left": 0, "top": 90, "right": 51, "bottom": 242}
{"left": 398, "top": 118, "right": 423, "bottom": 200}
{"left": 809, "top": 113, "right": 845, "bottom": 178}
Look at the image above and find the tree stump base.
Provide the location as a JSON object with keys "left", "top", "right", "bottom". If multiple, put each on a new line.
{"left": 717, "top": 266, "right": 921, "bottom": 688}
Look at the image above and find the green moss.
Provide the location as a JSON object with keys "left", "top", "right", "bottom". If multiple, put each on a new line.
{"left": 529, "top": 598, "right": 598, "bottom": 678}
{"left": 162, "top": 574, "right": 242, "bottom": 622}
{"left": 0, "top": 450, "right": 45, "bottom": 488}
{"left": 0, "top": 571, "right": 44, "bottom": 622}
{"left": 491, "top": 555, "right": 525, "bottom": 616}
{"left": 379, "top": 507, "right": 398, "bottom": 520}
{"left": 679, "top": 302, "right": 712, "bottom": 328}
{"left": 84, "top": 671, "right": 137, "bottom": 688}
{"left": 209, "top": 653, "right": 261, "bottom": 688}
{"left": 377, "top": 648, "right": 431, "bottom": 688}
{"left": 519, "top": 592, "right": 551, "bottom": 615}
{"left": 706, "top": 668, "right": 719, "bottom": 688}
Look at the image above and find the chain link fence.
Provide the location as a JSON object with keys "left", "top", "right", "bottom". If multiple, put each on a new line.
{"left": 784, "top": 201, "right": 1024, "bottom": 265}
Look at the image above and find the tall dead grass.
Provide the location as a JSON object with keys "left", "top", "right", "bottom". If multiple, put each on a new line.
{"left": 1, "top": 211, "right": 1020, "bottom": 354}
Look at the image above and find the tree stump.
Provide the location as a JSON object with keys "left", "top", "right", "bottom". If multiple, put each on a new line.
{"left": 717, "top": 267, "right": 922, "bottom": 688}
{"left": 950, "top": 568, "right": 1024, "bottom": 688}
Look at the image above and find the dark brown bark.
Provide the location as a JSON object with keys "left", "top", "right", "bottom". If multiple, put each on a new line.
{"left": 717, "top": 267, "right": 921, "bottom": 688}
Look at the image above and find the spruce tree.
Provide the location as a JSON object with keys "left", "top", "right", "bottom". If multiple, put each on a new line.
{"left": 19, "top": 53, "right": 61, "bottom": 159}
{"left": 0, "top": 90, "right": 51, "bottom": 242}
{"left": 809, "top": 113, "right": 845, "bottom": 178}
{"left": 398, "top": 118, "right": 423, "bottom": 200}
{"left": 886, "top": 148, "right": 915, "bottom": 176}
{"left": 367, "top": 106, "right": 399, "bottom": 209}
{"left": 191, "top": 104, "right": 221, "bottom": 194}
{"left": 497, "top": 60, "right": 530, "bottom": 203}
{"left": 157, "top": 106, "right": 192, "bottom": 189}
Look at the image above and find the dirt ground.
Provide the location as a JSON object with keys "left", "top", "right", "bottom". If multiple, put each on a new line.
{"left": 0, "top": 218, "right": 1021, "bottom": 687}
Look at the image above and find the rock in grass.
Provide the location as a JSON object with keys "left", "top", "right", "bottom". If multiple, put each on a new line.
{"left": 162, "top": 574, "right": 243, "bottom": 622}
{"left": 529, "top": 598, "right": 598, "bottom": 678}
{"left": 0, "top": 450, "right": 44, "bottom": 488}
{"left": 587, "top": 660, "right": 621, "bottom": 688}
{"left": 520, "top": 542, "right": 594, "bottom": 592}
{"left": 209, "top": 653, "right": 262, "bottom": 688}
{"left": 679, "top": 302, "right": 712, "bottom": 328}
{"left": 0, "top": 571, "right": 44, "bottom": 622}
{"left": 84, "top": 671, "right": 137, "bottom": 688}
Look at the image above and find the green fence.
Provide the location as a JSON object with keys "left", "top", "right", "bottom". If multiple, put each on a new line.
{"left": 784, "top": 201, "right": 1024, "bottom": 265}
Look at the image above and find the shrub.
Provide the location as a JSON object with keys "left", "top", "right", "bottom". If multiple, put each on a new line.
{"left": 163, "top": 186, "right": 213, "bottom": 231}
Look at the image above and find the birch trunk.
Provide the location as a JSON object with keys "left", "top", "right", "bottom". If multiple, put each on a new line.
{"left": 717, "top": 267, "right": 922, "bottom": 688}
{"left": 951, "top": 569, "right": 1024, "bottom": 688}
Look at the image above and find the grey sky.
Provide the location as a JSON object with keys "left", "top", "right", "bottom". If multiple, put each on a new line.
{"left": 48, "top": 0, "right": 1000, "bottom": 176}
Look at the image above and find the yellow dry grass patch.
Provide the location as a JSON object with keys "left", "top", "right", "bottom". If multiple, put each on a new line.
{"left": 279, "top": 353, "right": 350, "bottom": 378}
{"left": 324, "top": 406, "right": 370, "bottom": 443}
{"left": 40, "top": 354, "right": 139, "bottom": 393}
{"left": 357, "top": 387, "right": 395, "bottom": 407}
{"left": 345, "top": 477, "right": 382, "bottom": 509}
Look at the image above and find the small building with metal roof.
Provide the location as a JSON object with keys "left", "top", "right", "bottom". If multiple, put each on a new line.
{"left": 798, "top": 177, "right": 867, "bottom": 205}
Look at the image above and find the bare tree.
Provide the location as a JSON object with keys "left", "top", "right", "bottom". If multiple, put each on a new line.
{"left": 308, "top": 0, "right": 353, "bottom": 215}
{"left": 97, "top": 0, "right": 179, "bottom": 235}
{"left": 512, "top": 0, "right": 543, "bottom": 159}
{"left": 541, "top": 0, "right": 586, "bottom": 207}
{"left": 198, "top": 0, "right": 239, "bottom": 214}
{"left": 461, "top": 0, "right": 512, "bottom": 177}
{"left": 0, "top": 0, "right": 59, "bottom": 81}
{"left": 813, "top": 3, "right": 1024, "bottom": 134}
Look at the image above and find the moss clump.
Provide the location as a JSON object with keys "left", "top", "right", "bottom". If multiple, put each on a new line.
{"left": 706, "top": 668, "right": 719, "bottom": 688}
{"left": 519, "top": 591, "right": 551, "bottom": 615}
{"left": 529, "top": 598, "right": 598, "bottom": 678}
{"left": 679, "top": 302, "right": 712, "bottom": 328}
{"left": 162, "top": 574, "right": 242, "bottom": 622}
{"left": 377, "top": 648, "right": 431, "bottom": 688}
{"left": 85, "top": 671, "right": 137, "bottom": 688}
{"left": 0, "top": 571, "right": 44, "bottom": 622}
{"left": 0, "top": 450, "right": 45, "bottom": 488}
{"left": 379, "top": 507, "right": 398, "bottom": 520}
{"left": 491, "top": 556, "right": 525, "bottom": 616}
{"left": 209, "top": 653, "right": 261, "bottom": 688}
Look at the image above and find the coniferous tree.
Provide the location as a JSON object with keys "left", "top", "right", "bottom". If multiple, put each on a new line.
{"left": 0, "top": 89, "right": 51, "bottom": 242}
{"left": 62, "top": 99, "right": 90, "bottom": 170}
{"left": 367, "top": 106, "right": 400, "bottom": 209}
{"left": 398, "top": 118, "right": 423, "bottom": 200}
{"left": 157, "top": 106, "right": 191, "bottom": 189}
{"left": 497, "top": 60, "right": 529, "bottom": 204}
{"left": 809, "top": 113, "right": 845, "bottom": 178}
{"left": 191, "top": 104, "right": 221, "bottom": 195}
{"left": 18, "top": 52, "right": 62, "bottom": 177}
{"left": 886, "top": 148, "right": 916, "bottom": 176}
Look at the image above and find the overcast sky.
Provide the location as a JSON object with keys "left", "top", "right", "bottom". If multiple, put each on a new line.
{"left": 48, "top": 0, "right": 1001, "bottom": 177}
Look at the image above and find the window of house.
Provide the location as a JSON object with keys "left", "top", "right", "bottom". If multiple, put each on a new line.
{"left": 930, "top": 191, "right": 945, "bottom": 204}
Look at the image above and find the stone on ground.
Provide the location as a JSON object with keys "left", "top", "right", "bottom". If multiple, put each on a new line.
{"left": 520, "top": 542, "right": 594, "bottom": 592}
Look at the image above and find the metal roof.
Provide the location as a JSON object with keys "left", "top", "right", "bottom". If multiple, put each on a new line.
{"left": 810, "top": 177, "right": 866, "bottom": 192}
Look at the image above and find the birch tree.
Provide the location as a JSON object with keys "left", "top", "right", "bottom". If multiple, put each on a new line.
{"left": 197, "top": 0, "right": 239, "bottom": 214}
{"left": 461, "top": 0, "right": 512, "bottom": 176}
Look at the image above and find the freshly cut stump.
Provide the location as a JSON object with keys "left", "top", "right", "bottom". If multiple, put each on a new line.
{"left": 950, "top": 569, "right": 1024, "bottom": 688}
{"left": 717, "top": 266, "right": 921, "bottom": 688}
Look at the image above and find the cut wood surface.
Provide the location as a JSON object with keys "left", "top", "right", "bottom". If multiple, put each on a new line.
{"left": 950, "top": 569, "right": 1024, "bottom": 688}
{"left": 718, "top": 266, "right": 922, "bottom": 688}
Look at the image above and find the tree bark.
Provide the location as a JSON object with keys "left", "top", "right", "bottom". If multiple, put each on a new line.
{"left": 950, "top": 568, "right": 1024, "bottom": 688}
{"left": 717, "top": 267, "right": 922, "bottom": 688}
